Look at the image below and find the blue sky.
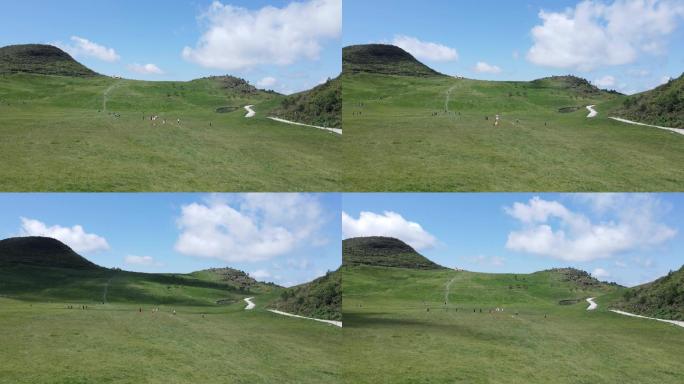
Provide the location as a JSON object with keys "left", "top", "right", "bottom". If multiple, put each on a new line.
{"left": 0, "top": 193, "right": 341, "bottom": 287}
{"left": 343, "top": 193, "right": 684, "bottom": 287}
{"left": 344, "top": 0, "right": 684, "bottom": 94}
{"left": 0, "top": 0, "right": 341, "bottom": 94}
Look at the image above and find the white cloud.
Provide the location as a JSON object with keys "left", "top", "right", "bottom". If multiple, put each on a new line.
{"left": 473, "top": 61, "right": 502, "bottom": 74}
{"left": 660, "top": 75, "right": 672, "bottom": 84}
{"left": 594, "top": 75, "right": 616, "bottom": 87}
{"left": 391, "top": 35, "right": 458, "bottom": 62}
{"left": 342, "top": 211, "right": 437, "bottom": 250}
{"left": 182, "top": 0, "right": 341, "bottom": 71}
{"left": 592, "top": 267, "right": 611, "bottom": 279}
{"left": 55, "top": 36, "right": 120, "bottom": 62}
{"left": 127, "top": 63, "right": 164, "bottom": 75}
{"left": 19, "top": 217, "right": 110, "bottom": 253}
{"left": 250, "top": 269, "right": 272, "bottom": 280}
{"left": 124, "top": 255, "right": 163, "bottom": 267}
{"left": 505, "top": 195, "right": 676, "bottom": 262}
{"left": 257, "top": 76, "right": 277, "bottom": 88}
{"left": 174, "top": 194, "right": 325, "bottom": 262}
{"left": 527, "top": 0, "right": 684, "bottom": 71}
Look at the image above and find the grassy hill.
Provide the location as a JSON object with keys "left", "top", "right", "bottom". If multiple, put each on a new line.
{"left": 270, "top": 76, "right": 341, "bottom": 128}
{"left": 610, "top": 265, "right": 684, "bottom": 320}
{"left": 269, "top": 270, "right": 341, "bottom": 321}
{"left": 0, "top": 237, "right": 342, "bottom": 383}
{"left": 0, "top": 44, "right": 340, "bottom": 191}
{"left": 612, "top": 73, "right": 684, "bottom": 128}
{"left": 0, "top": 44, "right": 98, "bottom": 77}
{"left": 0, "top": 236, "right": 99, "bottom": 270}
{"left": 342, "top": 68, "right": 684, "bottom": 191}
{"left": 343, "top": 44, "right": 443, "bottom": 77}
{"left": 343, "top": 236, "right": 444, "bottom": 269}
{"left": 340, "top": 265, "right": 684, "bottom": 383}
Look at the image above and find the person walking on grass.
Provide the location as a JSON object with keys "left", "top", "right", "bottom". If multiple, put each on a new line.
{"left": 495, "top": 114, "right": 500, "bottom": 127}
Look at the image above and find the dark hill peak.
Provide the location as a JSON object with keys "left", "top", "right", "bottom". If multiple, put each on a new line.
{"left": 343, "top": 236, "right": 444, "bottom": 270}
{"left": 0, "top": 236, "right": 99, "bottom": 269}
{"left": 0, "top": 44, "right": 98, "bottom": 77}
{"left": 343, "top": 44, "right": 444, "bottom": 77}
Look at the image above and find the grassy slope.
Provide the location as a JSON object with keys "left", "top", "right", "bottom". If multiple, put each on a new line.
{"left": 0, "top": 72, "right": 340, "bottom": 191}
{"left": 342, "top": 236, "right": 444, "bottom": 269}
{"left": 270, "top": 77, "right": 341, "bottom": 128}
{"left": 0, "top": 44, "right": 98, "bottom": 77}
{"left": 610, "top": 265, "right": 684, "bottom": 320}
{"left": 342, "top": 72, "right": 684, "bottom": 191}
{"left": 269, "top": 270, "right": 341, "bottom": 321}
{"left": 341, "top": 265, "right": 684, "bottom": 383}
{"left": 612, "top": 73, "right": 684, "bottom": 128}
{"left": 343, "top": 44, "right": 443, "bottom": 77}
{"left": 0, "top": 264, "right": 342, "bottom": 383}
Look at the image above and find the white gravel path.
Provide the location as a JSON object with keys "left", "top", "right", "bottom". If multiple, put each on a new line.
{"left": 243, "top": 297, "right": 255, "bottom": 310}
{"left": 586, "top": 105, "right": 597, "bottom": 118}
{"left": 268, "top": 309, "right": 342, "bottom": 327}
{"left": 609, "top": 117, "right": 684, "bottom": 136}
{"left": 610, "top": 309, "right": 684, "bottom": 328}
{"left": 244, "top": 105, "right": 256, "bottom": 118}
{"left": 267, "top": 117, "right": 342, "bottom": 135}
{"left": 586, "top": 297, "right": 597, "bottom": 311}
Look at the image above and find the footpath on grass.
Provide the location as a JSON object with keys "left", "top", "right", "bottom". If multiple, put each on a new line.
{"left": 609, "top": 117, "right": 684, "bottom": 136}
{"left": 586, "top": 297, "right": 597, "bottom": 310}
{"left": 586, "top": 105, "right": 597, "bottom": 118}
{"left": 242, "top": 295, "right": 341, "bottom": 327}
{"left": 243, "top": 105, "right": 256, "bottom": 118}
{"left": 243, "top": 297, "right": 255, "bottom": 310}
{"left": 610, "top": 309, "right": 684, "bottom": 328}
{"left": 267, "top": 117, "right": 342, "bottom": 135}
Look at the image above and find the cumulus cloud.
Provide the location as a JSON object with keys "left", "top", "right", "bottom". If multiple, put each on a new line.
{"left": 55, "top": 36, "right": 120, "bottom": 62}
{"left": 505, "top": 195, "right": 676, "bottom": 262}
{"left": 342, "top": 211, "right": 437, "bottom": 250}
{"left": 594, "top": 75, "right": 616, "bottom": 87}
{"left": 592, "top": 267, "right": 611, "bottom": 279}
{"left": 127, "top": 63, "right": 164, "bottom": 75}
{"left": 182, "top": 0, "right": 341, "bottom": 71}
{"left": 174, "top": 194, "right": 325, "bottom": 262}
{"left": 19, "top": 217, "right": 110, "bottom": 253}
{"left": 391, "top": 35, "right": 458, "bottom": 62}
{"left": 250, "top": 269, "right": 272, "bottom": 280}
{"left": 124, "top": 255, "right": 163, "bottom": 267}
{"left": 473, "top": 61, "right": 502, "bottom": 74}
{"left": 257, "top": 76, "right": 277, "bottom": 88}
{"left": 527, "top": 0, "right": 684, "bottom": 71}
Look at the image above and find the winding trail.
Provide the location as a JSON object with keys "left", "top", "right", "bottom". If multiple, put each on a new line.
{"left": 586, "top": 105, "right": 597, "bottom": 118}
{"left": 243, "top": 297, "right": 255, "bottom": 310}
{"left": 586, "top": 297, "right": 597, "bottom": 311}
{"left": 244, "top": 105, "right": 256, "bottom": 118}
{"left": 267, "top": 309, "right": 342, "bottom": 327}
{"left": 102, "top": 275, "right": 115, "bottom": 304}
{"left": 444, "top": 84, "right": 458, "bottom": 113}
{"left": 267, "top": 117, "right": 342, "bottom": 135}
{"left": 444, "top": 275, "right": 458, "bottom": 305}
{"left": 609, "top": 117, "right": 684, "bottom": 136}
{"left": 102, "top": 81, "right": 122, "bottom": 112}
{"left": 610, "top": 310, "right": 684, "bottom": 328}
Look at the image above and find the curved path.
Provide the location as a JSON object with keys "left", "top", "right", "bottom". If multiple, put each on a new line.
{"left": 267, "top": 309, "right": 342, "bottom": 327}
{"left": 586, "top": 297, "right": 597, "bottom": 311}
{"left": 586, "top": 105, "right": 597, "bottom": 118}
{"left": 267, "top": 117, "right": 342, "bottom": 135}
{"left": 609, "top": 117, "right": 684, "bottom": 136}
{"left": 610, "top": 309, "right": 684, "bottom": 328}
{"left": 244, "top": 105, "right": 256, "bottom": 118}
{"left": 444, "top": 275, "right": 458, "bottom": 305}
{"left": 102, "top": 81, "right": 123, "bottom": 112}
{"left": 243, "top": 297, "right": 255, "bottom": 310}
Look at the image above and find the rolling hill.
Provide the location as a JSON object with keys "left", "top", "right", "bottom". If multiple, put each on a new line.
{"left": 0, "top": 44, "right": 98, "bottom": 77}
{"left": 343, "top": 44, "right": 443, "bottom": 77}
{"left": 613, "top": 73, "right": 684, "bottom": 128}
{"left": 0, "top": 44, "right": 341, "bottom": 192}
{"left": 269, "top": 270, "right": 341, "bottom": 321}
{"left": 0, "top": 236, "right": 99, "bottom": 269}
{"left": 611, "top": 265, "right": 684, "bottom": 320}
{"left": 270, "top": 76, "right": 341, "bottom": 128}
{"left": 343, "top": 236, "right": 444, "bottom": 269}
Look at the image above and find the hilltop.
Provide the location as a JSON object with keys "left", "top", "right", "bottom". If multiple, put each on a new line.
{"left": 343, "top": 44, "right": 444, "bottom": 77}
{"left": 270, "top": 76, "right": 341, "bottom": 128}
{"left": 343, "top": 236, "right": 444, "bottom": 269}
{"left": 613, "top": 73, "right": 684, "bottom": 128}
{"left": 0, "top": 236, "right": 99, "bottom": 269}
{"left": 0, "top": 44, "right": 98, "bottom": 77}
{"left": 269, "top": 270, "right": 341, "bottom": 321}
{"left": 531, "top": 75, "right": 619, "bottom": 97}
{"left": 611, "top": 265, "right": 684, "bottom": 320}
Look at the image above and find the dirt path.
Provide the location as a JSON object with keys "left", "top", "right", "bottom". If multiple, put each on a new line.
{"left": 609, "top": 117, "right": 684, "bottom": 136}
{"left": 102, "top": 275, "right": 115, "bottom": 304}
{"left": 244, "top": 105, "right": 256, "bottom": 118}
{"left": 444, "top": 275, "right": 458, "bottom": 305}
{"left": 610, "top": 309, "right": 684, "bottom": 328}
{"left": 267, "top": 117, "right": 342, "bottom": 135}
{"left": 586, "top": 297, "right": 597, "bottom": 311}
{"left": 586, "top": 105, "right": 597, "bottom": 118}
{"left": 444, "top": 84, "right": 458, "bottom": 113}
{"left": 243, "top": 297, "right": 255, "bottom": 310}
{"left": 267, "top": 309, "right": 342, "bottom": 327}
{"left": 102, "top": 81, "right": 122, "bottom": 112}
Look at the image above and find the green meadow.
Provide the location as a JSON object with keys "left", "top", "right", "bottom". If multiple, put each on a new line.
{"left": 342, "top": 73, "right": 684, "bottom": 191}
{"left": 341, "top": 265, "right": 684, "bottom": 383}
